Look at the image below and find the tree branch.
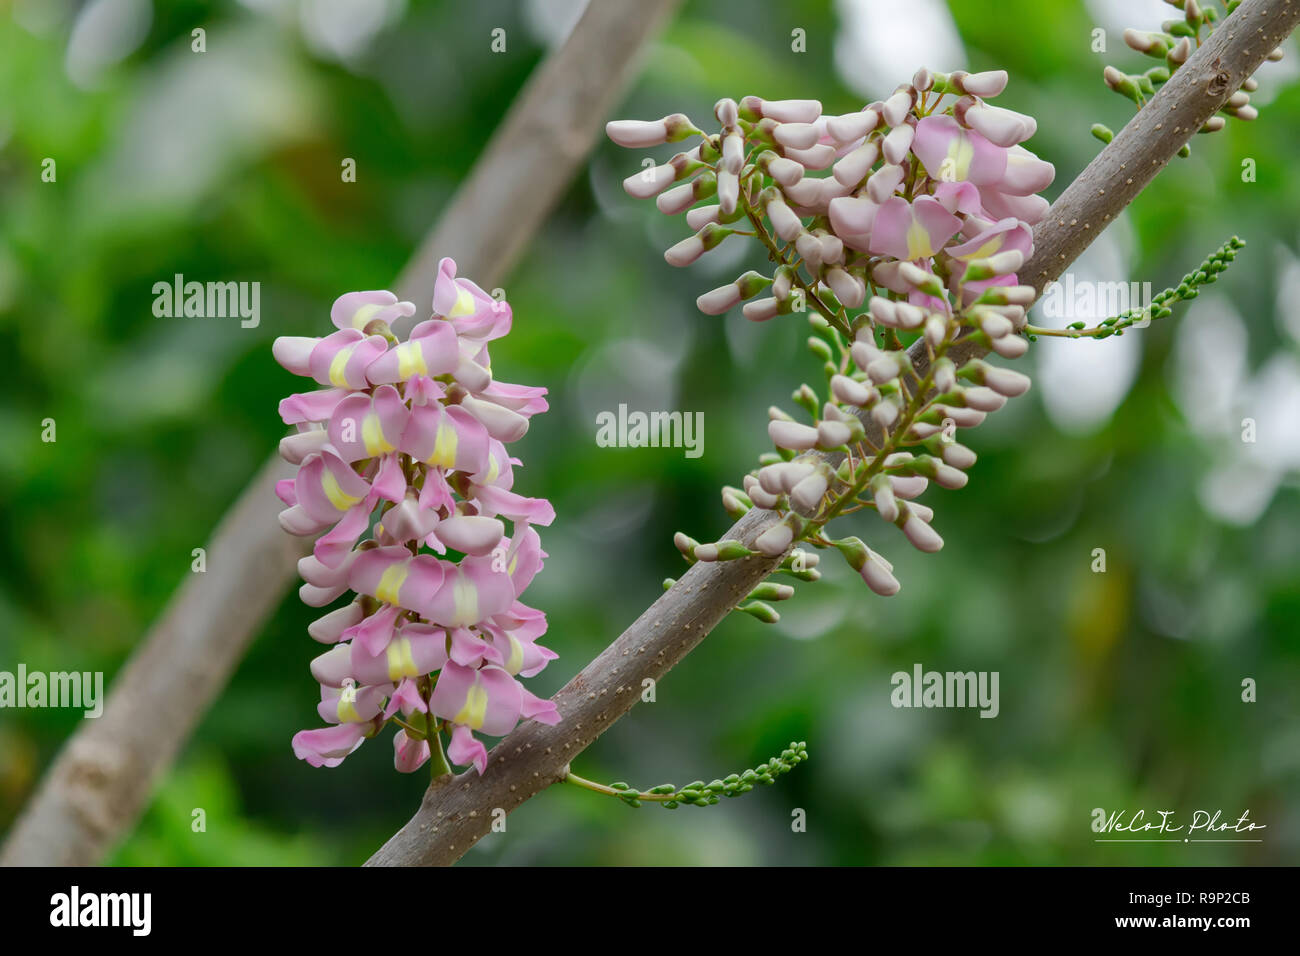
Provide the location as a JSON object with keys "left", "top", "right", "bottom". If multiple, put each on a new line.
{"left": 0, "top": 0, "right": 683, "bottom": 867}
{"left": 365, "top": 0, "right": 1300, "bottom": 867}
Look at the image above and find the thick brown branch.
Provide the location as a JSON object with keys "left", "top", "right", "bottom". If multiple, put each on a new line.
{"left": 0, "top": 0, "right": 682, "bottom": 868}
{"left": 366, "top": 0, "right": 1300, "bottom": 867}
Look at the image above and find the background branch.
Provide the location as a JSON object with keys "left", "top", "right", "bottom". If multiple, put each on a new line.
{"left": 365, "top": 0, "right": 1300, "bottom": 866}
{"left": 0, "top": 0, "right": 682, "bottom": 867}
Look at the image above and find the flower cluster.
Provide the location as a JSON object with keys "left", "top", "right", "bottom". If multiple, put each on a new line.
{"left": 609, "top": 69, "right": 1052, "bottom": 603}
{"left": 273, "top": 259, "right": 558, "bottom": 775}
{"left": 1093, "top": 0, "right": 1282, "bottom": 152}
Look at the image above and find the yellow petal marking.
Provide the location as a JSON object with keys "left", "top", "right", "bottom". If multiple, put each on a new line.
{"left": 350, "top": 303, "right": 384, "bottom": 329}
{"left": 454, "top": 682, "right": 489, "bottom": 729}
{"left": 505, "top": 633, "right": 524, "bottom": 675}
{"left": 396, "top": 341, "right": 428, "bottom": 380}
{"left": 362, "top": 413, "right": 395, "bottom": 456}
{"left": 386, "top": 637, "right": 418, "bottom": 681}
{"left": 449, "top": 287, "right": 477, "bottom": 318}
{"left": 337, "top": 684, "right": 362, "bottom": 723}
{"left": 321, "top": 468, "right": 362, "bottom": 512}
{"left": 451, "top": 572, "right": 478, "bottom": 627}
{"left": 375, "top": 562, "right": 410, "bottom": 607}
{"left": 328, "top": 343, "right": 356, "bottom": 387}
{"left": 947, "top": 135, "right": 974, "bottom": 181}
{"left": 905, "top": 217, "right": 935, "bottom": 260}
{"left": 426, "top": 418, "right": 459, "bottom": 469}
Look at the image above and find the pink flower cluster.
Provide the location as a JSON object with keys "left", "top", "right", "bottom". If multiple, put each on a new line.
{"left": 609, "top": 70, "right": 1055, "bottom": 601}
{"left": 273, "top": 259, "right": 558, "bottom": 775}
{"left": 609, "top": 69, "right": 1054, "bottom": 356}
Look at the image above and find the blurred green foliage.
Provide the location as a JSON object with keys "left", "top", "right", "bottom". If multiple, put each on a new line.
{"left": 0, "top": 0, "right": 1297, "bottom": 866}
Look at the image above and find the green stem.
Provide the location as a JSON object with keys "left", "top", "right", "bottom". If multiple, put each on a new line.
{"left": 425, "top": 696, "right": 451, "bottom": 781}
{"left": 563, "top": 773, "right": 680, "bottom": 803}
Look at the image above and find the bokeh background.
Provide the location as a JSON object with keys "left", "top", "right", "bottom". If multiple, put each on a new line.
{"left": 1, "top": 0, "right": 1298, "bottom": 866}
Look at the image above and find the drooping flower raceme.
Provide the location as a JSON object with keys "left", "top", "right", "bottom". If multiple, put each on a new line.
{"left": 273, "top": 259, "right": 559, "bottom": 775}
{"left": 609, "top": 70, "right": 1053, "bottom": 606}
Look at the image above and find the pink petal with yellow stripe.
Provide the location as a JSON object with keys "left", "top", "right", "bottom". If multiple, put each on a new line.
{"left": 421, "top": 553, "right": 516, "bottom": 628}
{"left": 295, "top": 451, "right": 372, "bottom": 523}
{"left": 469, "top": 439, "right": 518, "bottom": 489}
{"left": 868, "top": 196, "right": 962, "bottom": 261}
{"left": 307, "top": 328, "right": 389, "bottom": 390}
{"left": 365, "top": 319, "right": 458, "bottom": 385}
{"left": 348, "top": 546, "right": 447, "bottom": 615}
{"left": 348, "top": 621, "right": 449, "bottom": 685}
{"left": 431, "top": 663, "right": 521, "bottom": 736}
{"left": 317, "top": 682, "right": 387, "bottom": 724}
{"left": 401, "top": 401, "right": 490, "bottom": 475}
{"left": 327, "top": 386, "right": 410, "bottom": 463}
{"left": 911, "top": 114, "right": 1006, "bottom": 186}
{"left": 330, "top": 290, "right": 415, "bottom": 332}
{"left": 433, "top": 257, "right": 512, "bottom": 341}
{"left": 503, "top": 524, "right": 547, "bottom": 596}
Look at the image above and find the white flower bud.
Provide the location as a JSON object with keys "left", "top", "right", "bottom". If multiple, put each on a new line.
{"left": 831, "top": 373, "right": 876, "bottom": 407}
{"left": 816, "top": 419, "right": 854, "bottom": 449}
{"left": 833, "top": 139, "right": 880, "bottom": 187}
{"left": 758, "top": 460, "right": 815, "bottom": 495}
{"left": 991, "top": 333, "right": 1029, "bottom": 359}
{"left": 981, "top": 364, "right": 1032, "bottom": 397}
{"left": 743, "top": 474, "right": 781, "bottom": 509}
{"left": 773, "top": 122, "right": 821, "bottom": 150}
{"left": 686, "top": 204, "right": 720, "bottom": 231}
{"left": 790, "top": 468, "right": 830, "bottom": 515}
{"left": 860, "top": 549, "right": 901, "bottom": 596}
{"left": 940, "top": 442, "right": 977, "bottom": 470}
{"left": 768, "top": 156, "right": 805, "bottom": 187}
{"left": 826, "top": 267, "right": 865, "bottom": 308}
{"left": 901, "top": 511, "right": 944, "bottom": 552}
{"left": 743, "top": 297, "right": 782, "bottom": 322}
{"left": 758, "top": 98, "right": 822, "bottom": 123}
{"left": 880, "top": 90, "right": 913, "bottom": 127}
{"left": 768, "top": 420, "right": 820, "bottom": 451}
{"left": 962, "top": 386, "right": 1007, "bottom": 411}
{"left": 755, "top": 516, "right": 797, "bottom": 556}
{"left": 882, "top": 123, "right": 915, "bottom": 165}
{"left": 825, "top": 108, "right": 878, "bottom": 143}
{"left": 622, "top": 163, "right": 677, "bottom": 199}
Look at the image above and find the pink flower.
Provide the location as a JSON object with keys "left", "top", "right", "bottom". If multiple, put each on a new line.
{"left": 292, "top": 723, "right": 367, "bottom": 769}
{"left": 433, "top": 257, "right": 512, "bottom": 341}
{"left": 911, "top": 114, "right": 1006, "bottom": 186}
{"left": 274, "top": 266, "right": 559, "bottom": 775}
{"left": 331, "top": 290, "right": 416, "bottom": 331}
{"left": 869, "top": 196, "right": 962, "bottom": 261}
